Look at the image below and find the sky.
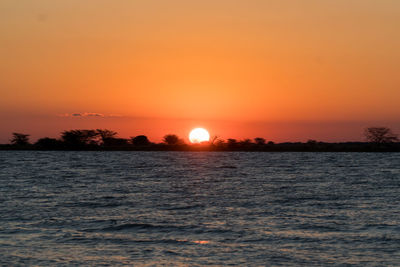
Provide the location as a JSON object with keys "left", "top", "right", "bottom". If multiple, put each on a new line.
{"left": 1, "top": 0, "right": 399, "bottom": 143}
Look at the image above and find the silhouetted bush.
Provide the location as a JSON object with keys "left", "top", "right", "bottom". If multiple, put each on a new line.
{"left": 254, "top": 137, "right": 266, "bottom": 145}
{"left": 163, "top": 134, "right": 182, "bottom": 145}
{"left": 35, "top": 137, "right": 62, "bottom": 149}
{"left": 131, "top": 135, "right": 151, "bottom": 146}
{"left": 238, "top": 139, "right": 253, "bottom": 150}
{"left": 2, "top": 127, "right": 399, "bottom": 151}
{"left": 227, "top": 139, "right": 238, "bottom": 149}
{"left": 102, "top": 138, "right": 129, "bottom": 147}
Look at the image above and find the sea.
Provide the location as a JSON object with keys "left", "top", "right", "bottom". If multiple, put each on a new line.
{"left": 0, "top": 151, "right": 399, "bottom": 266}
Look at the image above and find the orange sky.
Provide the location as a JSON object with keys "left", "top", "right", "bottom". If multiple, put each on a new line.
{"left": 1, "top": 0, "right": 399, "bottom": 143}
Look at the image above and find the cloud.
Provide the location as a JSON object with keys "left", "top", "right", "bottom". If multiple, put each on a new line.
{"left": 108, "top": 114, "right": 124, "bottom": 118}
{"left": 84, "top": 113, "right": 105, "bottom": 117}
{"left": 57, "top": 112, "right": 127, "bottom": 118}
{"left": 58, "top": 112, "right": 105, "bottom": 118}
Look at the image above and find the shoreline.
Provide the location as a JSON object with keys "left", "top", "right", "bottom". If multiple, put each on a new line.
{"left": 1, "top": 143, "right": 399, "bottom": 152}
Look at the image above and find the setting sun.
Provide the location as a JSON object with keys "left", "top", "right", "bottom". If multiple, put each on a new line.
{"left": 189, "top": 128, "right": 210, "bottom": 144}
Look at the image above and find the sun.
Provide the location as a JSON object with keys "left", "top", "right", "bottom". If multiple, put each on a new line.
{"left": 189, "top": 128, "right": 210, "bottom": 144}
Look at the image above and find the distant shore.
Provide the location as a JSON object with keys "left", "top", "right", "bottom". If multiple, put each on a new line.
{"left": 1, "top": 142, "right": 399, "bottom": 152}
{"left": 4, "top": 127, "right": 399, "bottom": 152}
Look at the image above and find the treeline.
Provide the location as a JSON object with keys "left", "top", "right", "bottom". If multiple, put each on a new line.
{"left": 1, "top": 127, "right": 399, "bottom": 152}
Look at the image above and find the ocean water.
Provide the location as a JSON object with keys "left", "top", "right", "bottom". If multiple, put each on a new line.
{"left": 0, "top": 151, "right": 399, "bottom": 266}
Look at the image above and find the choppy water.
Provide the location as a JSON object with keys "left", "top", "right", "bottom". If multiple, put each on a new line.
{"left": 0, "top": 151, "right": 399, "bottom": 266}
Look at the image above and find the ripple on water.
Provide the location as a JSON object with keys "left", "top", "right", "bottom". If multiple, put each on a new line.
{"left": 0, "top": 151, "right": 399, "bottom": 266}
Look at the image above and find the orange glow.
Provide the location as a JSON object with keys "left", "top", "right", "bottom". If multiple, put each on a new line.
{"left": 189, "top": 128, "right": 210, "bottom": 143}
{"left": 193, "top": 240, "right": 210, "bottom": 244}
{"left": 1, "top": 1, "right": 399, "bottom": 142}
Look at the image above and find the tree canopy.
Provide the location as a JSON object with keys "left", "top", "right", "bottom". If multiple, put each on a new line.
{"left": 10, "top": 133, "right": 30, "bottom": 146}
{"left": 163, "top": 134, "right": 181, "bottom": 145}
{"left": 364, "top": 127, "right": 399, "bottom": 143}
{"left": 131, "top": 135, "right": 151, "bottom": 146}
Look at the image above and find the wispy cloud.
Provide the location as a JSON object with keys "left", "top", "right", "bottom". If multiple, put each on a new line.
{"left": 57, "top": 112, "right": 121, "bottom": 118}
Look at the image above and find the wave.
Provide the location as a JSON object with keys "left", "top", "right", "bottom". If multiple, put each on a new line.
{"left": 99, "top": 223, "right": 195, "bottom": 232}
{"left": 62, "top": 201, "right": 124, "bottom": 208}
{"left": 162, "top": 204, "right": 205, "bottom": 210}
{"left": 216, "top": 165, "right": 237, "bottom": 169}
{"left": 89, "top": 222, "right": 235, "bottom": 235}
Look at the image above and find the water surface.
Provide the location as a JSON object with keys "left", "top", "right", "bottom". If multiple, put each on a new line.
{"left": 0, "top": 151, "right": 399, "bottom": 266}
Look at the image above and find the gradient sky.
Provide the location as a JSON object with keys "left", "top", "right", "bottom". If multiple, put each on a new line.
{"left": 1, "top": 0, "right": 399, "bottom": 143}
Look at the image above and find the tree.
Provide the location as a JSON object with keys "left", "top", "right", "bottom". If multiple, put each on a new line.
{"left": 227, "top": 138, "right": 238, "bottom": 149}
{"left": 96, "top": 129, "right": 122, "bottom": 147}
{"left": 254, "top": 137, "right": 266, "bottom": 145}
{"left": 239, "top": 139, "right": 252, "bottom": 145}
{"left": 307, "top": 139, "right": 318, "bottom": 145}
{"left": 163, "top": 134, "right": 181, "bottom": 145}
{"left": 11, "top": 133, "right": 30, "bottom": 146}
{"left": 96, "top": 129, "right": 117, "bottom": 145}
{"left": 131, "top": 135, "right": 151, "bottom": 146}
{"left": 61, "top": 130, "right": 99, "bottom": 147}
{"left": 210, "top": 135, "right": 220, "bottom": 145}
{"left": 35, "top": 137, "right": 62, "bottom": 149}
{"left": 364, "top": 127, "right": 398, "bottom": 143}
{"left": 102, "top": 138, "right": 129, "bottom": 147}
{"left": 214, "top": 139, "right": 226, "bottom": 148}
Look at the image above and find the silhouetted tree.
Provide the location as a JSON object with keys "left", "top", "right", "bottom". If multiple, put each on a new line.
{"left": 210, "top": 135, "right": 220, "bottom": 145}
{"left": 364, "top": 127, "right": 398, "bottom": 143}
{"left": 254, "top": 137, "right": 266, "bottom": 145}
{"left": 96, "top": 129, "right": 117, "bottom": 145}
{"left": 35, "top": 137, "right": 62, "bottom": 149}
{"left": 3, "top": 128, "right": 400, "bottom": 151}
{"left": 61, "top": 130, "right": 99, "bottom": 147}
{"left": 239, "top": 139, "right": 252, "bottom": 148}
{"left": 214, "top": 139, "right": 226, "bottom": 148}
{"left": 131, "top": 135, "right": 151, "bottom": 146}
{"left": 227, "top": 138, "right": 238, "bottom": 149}
{"left": 163, "top": 134, "right": 181, "bottom": 145}
{"left": 102, "top": 138, "right": 129, "bottom": 147}
{"left": 11, "top": 133, "right": 30, "bottom": 146}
